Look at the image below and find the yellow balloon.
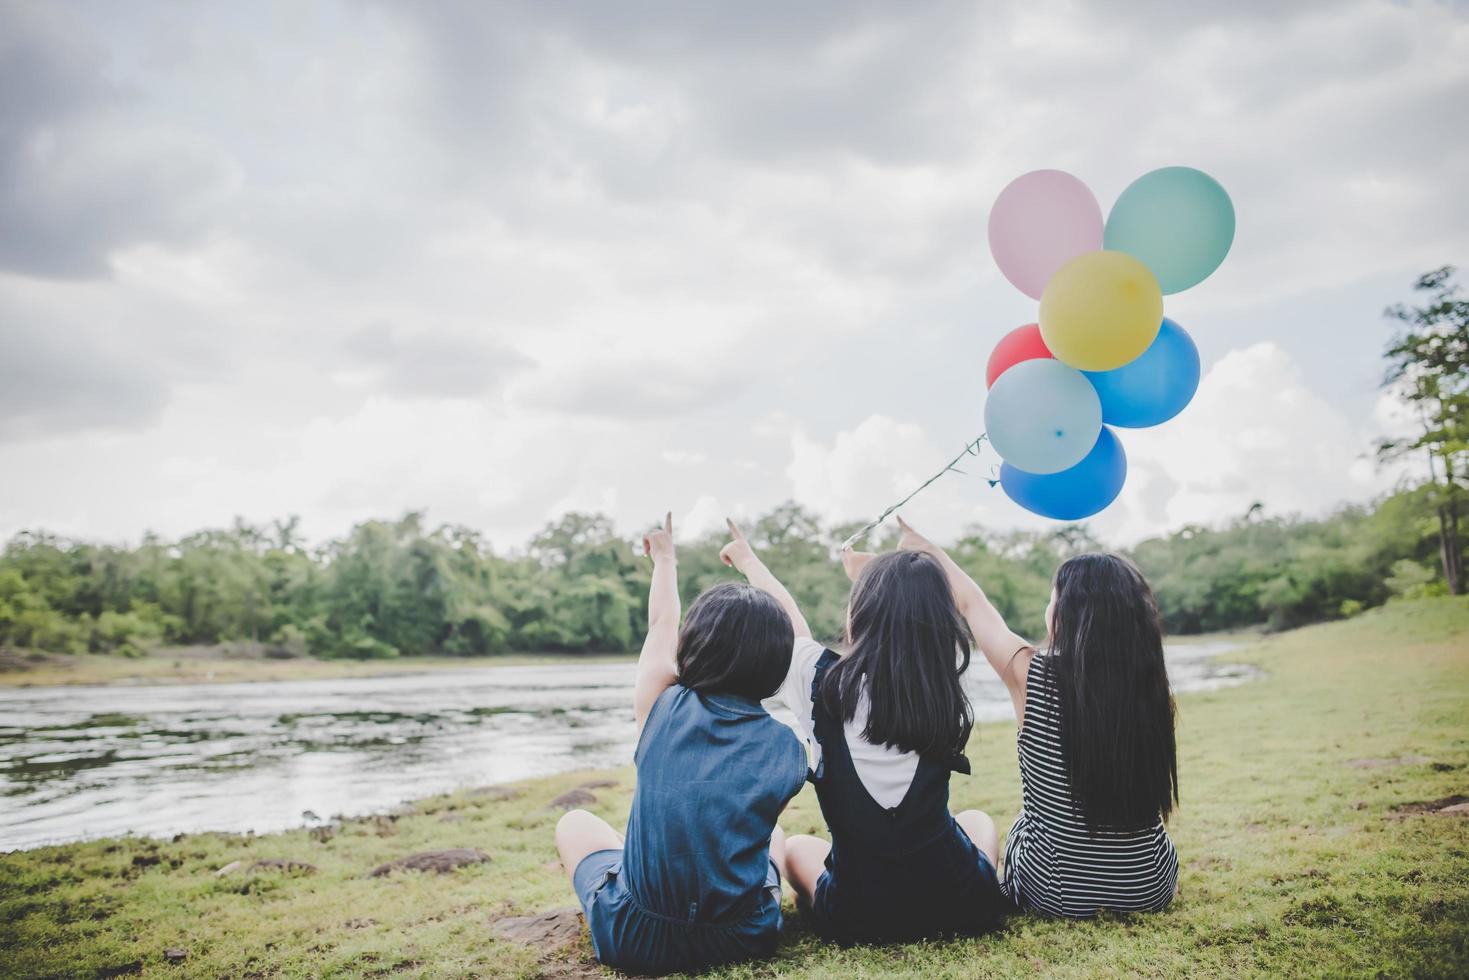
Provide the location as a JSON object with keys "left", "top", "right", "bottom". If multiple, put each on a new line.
{"left": 1039, "top": 251, "right": 1164, "bottom": 371}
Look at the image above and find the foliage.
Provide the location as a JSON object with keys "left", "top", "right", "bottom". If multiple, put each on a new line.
{"left": 0, "top": 484, "right": 1461, "bottom": 659}
{"left": 1379, "top": 266, "right": 1468, "bottom": 593}
{"left": 3, "top": 597, "right": 1467, "bottom": 978}
{"left": 1380, "top": 266, "right": 1469, "bottom": 477}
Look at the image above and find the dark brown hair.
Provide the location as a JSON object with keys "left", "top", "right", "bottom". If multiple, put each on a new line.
{"left": 676, "top": 582, "right": 794, "bottom": 700}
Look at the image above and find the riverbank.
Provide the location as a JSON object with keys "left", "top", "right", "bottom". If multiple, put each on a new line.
{"left": 0, "top": 646, "right": 636, "bottom": 688}
{"left": 4, "top": 597, "right": 1467, "bottom": 978}
{"left": 0, "top": 630, "right": 1257, "bottom": 689}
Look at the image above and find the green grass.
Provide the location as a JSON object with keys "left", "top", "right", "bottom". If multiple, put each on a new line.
{"left": 3, "top": 597, "right": 1467, "bottom": 979}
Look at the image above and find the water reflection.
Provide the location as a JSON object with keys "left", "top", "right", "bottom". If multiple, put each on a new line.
{"left": 0, "top": 642, "right": 1255, "bottom": 851}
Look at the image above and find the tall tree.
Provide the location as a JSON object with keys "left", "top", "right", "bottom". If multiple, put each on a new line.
{"left": 1380, "top": 266, "right": 1468, "bottom": 594}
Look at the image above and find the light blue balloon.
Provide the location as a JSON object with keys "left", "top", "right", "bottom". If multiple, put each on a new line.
{"left": 1001, "top": 427, "right": 1127, "bottom": 521}
{"left": 1083, "top": 318, "right": 1200, "bottom": 428}
{"left": 1104, "top": 167, "right": 1234, "bottom": 294}
{"left": 984, "top": 358, "right": 1102, "bottom": 475}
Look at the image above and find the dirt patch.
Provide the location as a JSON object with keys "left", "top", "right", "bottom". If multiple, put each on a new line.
{"left": 550, "top": 788, "right": 597, "bottom": 809}
{"left": 490, "top": 909, "right": 601, "bottom": 978}
{"left": 1345, "top": 755, "right": 1431, "bottom": 769}
{"left": 491, "top": 907, "right": 585, "bottom": 948}
{"left": 1389, "top": 794, "right": 1469, "bottom": 817}
{"left": 470, "top": 786, "right": 522, "bottom": 802}
{"left": 369, "top": 848, "right": 491, "bottom": 877}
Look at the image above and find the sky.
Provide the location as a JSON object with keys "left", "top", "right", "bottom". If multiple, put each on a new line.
{"left": 2, "top": 0, "right": 1467, "bottom": 551}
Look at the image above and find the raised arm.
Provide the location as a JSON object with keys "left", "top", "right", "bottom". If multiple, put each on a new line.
{"left": 895, "top": 516, "right": 1034, "bottom": 724}
{"left": 633, "top": 512, "right": 680, "bottom": 734}
{"left": 719, "top": 519, "right": 812, "bottom": 639}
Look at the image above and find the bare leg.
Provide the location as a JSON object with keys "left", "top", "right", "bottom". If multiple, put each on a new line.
{"left": 554, "top": 809, "right": 623, "bottom": 886}
{"left": 769, "top": 824, "right": 787, "bottom": 880}
{"left": 782, "top": 833, "right": 831, "bottom": 908}
{"left": 955, "top": 809, "right": 999, "bottom": 867}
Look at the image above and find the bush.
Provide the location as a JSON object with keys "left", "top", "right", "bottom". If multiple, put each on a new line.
{"left": 1385, "top": 559, "right": 1438, "bottom": 599}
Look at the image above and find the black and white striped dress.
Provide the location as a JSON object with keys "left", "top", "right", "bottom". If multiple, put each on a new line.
{"left": 1000, "top": 653, "right": 1179, "bottom": 918}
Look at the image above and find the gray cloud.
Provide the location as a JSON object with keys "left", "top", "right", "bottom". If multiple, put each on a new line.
{"left": 1, "top": 0, "right": 1466, "bottom": 546}
{"left": 0, "top": 2, "right": 236, "bottom": 278}
{"left": 343, "top": 321, "right": 534, "bottom": 399}
{"left": 511, "top": 355, "right": 749, "bottom": 419}
{"left": 0, "top": 308, "right": 170, "bottom": 440}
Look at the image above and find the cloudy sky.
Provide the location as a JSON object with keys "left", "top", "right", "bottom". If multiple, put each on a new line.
{"left": 2, "top": 0, "right": 1467, "bottom": 551}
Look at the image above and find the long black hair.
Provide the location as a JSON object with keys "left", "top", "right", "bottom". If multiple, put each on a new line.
{"left": 676, "top": 582, "right": 794, "bottom": 700}
{"left": 821, "top": 550, "right": 973, "bottom": 757}
{"left": 1048, "top": 553, "right": 1178, "bottom": 829}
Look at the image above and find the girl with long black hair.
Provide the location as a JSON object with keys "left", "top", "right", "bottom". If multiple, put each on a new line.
{"left": 721, "top": 520, "right": 1006, "bottom": 945}
{"left": 889, "top": 517, "right": 1180, "bottom": 918}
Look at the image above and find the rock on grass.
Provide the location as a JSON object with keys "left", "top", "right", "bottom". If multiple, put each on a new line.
{"left": 368, "top": 848, "right": 491, "bottom": 877}
{"left": 214, "top": 858, "right": 316, "bottom": 877}
{"left": 577, "top": 779, "right": 619, "bottom": 790}
{"left": 549, "top": 788, "right": 597, "bottom": 809}
{"left": 251, "top": 858, "right": 316, "bottom": 873}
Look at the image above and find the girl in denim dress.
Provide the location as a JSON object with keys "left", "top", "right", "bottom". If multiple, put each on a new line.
{"left": 554, "top": 514, "right": 808, "bottom": 976}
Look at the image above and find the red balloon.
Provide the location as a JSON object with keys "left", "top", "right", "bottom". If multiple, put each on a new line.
{"left": 986, "top": 323, "right": 1053, "bottom": 388}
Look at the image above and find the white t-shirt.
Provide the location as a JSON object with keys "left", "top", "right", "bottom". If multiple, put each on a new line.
{"left": 779, "top": 636, "right": 920, "bottom": 809}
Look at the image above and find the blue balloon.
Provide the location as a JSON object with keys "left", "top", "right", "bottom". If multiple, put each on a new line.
{"left": 984, "top": 358, "right": 1102, "bottom": 475}
{"left": 1083, "top": 318, "right": 1200, "bottom": 428}
{"left": 1001, "top": 427, "right": 1127, "bottom": 521}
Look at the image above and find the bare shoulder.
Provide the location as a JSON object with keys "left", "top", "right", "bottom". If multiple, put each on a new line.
{"left": 1005, "top": 641, "right": 1037, "bottom": 692}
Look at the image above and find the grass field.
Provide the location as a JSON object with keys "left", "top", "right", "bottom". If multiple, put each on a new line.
{"left": 3, "top": 597, "right": 1467, "bottom": 979}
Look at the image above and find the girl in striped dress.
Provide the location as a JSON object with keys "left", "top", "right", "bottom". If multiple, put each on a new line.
{"left": 891, "top": 519, "right": 1179, "bottom": 918}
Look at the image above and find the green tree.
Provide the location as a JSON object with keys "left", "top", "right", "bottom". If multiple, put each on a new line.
{"left": 1380, "top": 266, "right": 1468, "bottom": 594}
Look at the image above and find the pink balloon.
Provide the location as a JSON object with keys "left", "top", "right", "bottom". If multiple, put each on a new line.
{"left": 987, "top": 170, "right": 1104, "bottom": 300}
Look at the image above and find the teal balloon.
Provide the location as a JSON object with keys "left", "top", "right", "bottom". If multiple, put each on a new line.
{"left": 984, "top": 358, "right": 1101, "bottom": 475}
{"left": 1083, "top": 318, "right": 1200, "bottom": 428}
{"left": 1001, "top": 427, "right": 1127, "bottom": 521}
{"left": 1105, "top": 167, "right": 1234, "bottom": 294}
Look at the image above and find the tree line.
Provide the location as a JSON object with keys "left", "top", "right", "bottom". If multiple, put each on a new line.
{"left": 0, "top": 484, "right": 1455, "bottom": 661}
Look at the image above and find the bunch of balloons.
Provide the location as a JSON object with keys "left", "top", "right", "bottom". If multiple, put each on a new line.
{"left": 983, "top": 167, "right": 1234, "bottom": 520}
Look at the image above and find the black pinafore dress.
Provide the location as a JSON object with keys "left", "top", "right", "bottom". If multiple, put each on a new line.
{"left": 805, "top": 650, "right": 1005, "bottom": 944}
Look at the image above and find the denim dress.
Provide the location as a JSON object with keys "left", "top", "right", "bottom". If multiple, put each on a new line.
{"left": 573, "top": 684, "right": 808, "bottom": 976}
{"left": 805, "top": 650, "right": 1005, "bottom": 944}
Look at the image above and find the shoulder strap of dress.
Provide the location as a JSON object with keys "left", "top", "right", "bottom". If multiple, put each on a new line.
{"left": 809, "top": 648, "right": 839, "bottom": 703}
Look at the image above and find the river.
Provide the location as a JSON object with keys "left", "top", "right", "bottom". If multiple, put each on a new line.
{"left": 0, "top": 642, "right": 1255, "bottom": 851}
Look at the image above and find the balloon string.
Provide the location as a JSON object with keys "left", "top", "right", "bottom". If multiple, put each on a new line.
{"left": 839, "top": 433, "right": 996, "bottom": 550}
